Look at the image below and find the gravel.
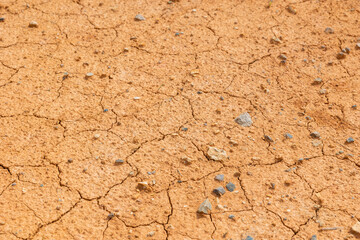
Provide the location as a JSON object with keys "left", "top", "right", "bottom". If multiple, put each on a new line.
{"left": 134, "top": 14, "right": 145, "bottom": 21}
{"left": 235, "top": 112, "right": 253, "bottom": 127}
{"left": 226, "top": 182, "right": 236, "bottom": 192}
{"left": 197, "top": 199, "right": 212, "bottom": 214}
{"left": 213, "top": 187, "right": 226, "bottom": 196}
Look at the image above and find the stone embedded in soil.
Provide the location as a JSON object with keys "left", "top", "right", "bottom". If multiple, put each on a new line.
{"left": 319, "top": 89, "right": 327, "bottom": 94}
{"left": 352, "top": 222, "right": 360, "bottom": 234}
{"left": 336, "top": 52, "right": 346, "bottom": 59}
{"left": 107, "top": 213, "right": 115, "bottom": 220}
{"left": 28, "top": 21, "right": 38, "bottom": 28}
{"left": 213, "top": 187, "right": 226, "bottom": 196}
{"left": 310, "top": 132, "right": 320, "bottom": 139}
{"left": 0, "top": 17, "right": 4, "bottom": 22}
{"left": 226, "top": 182, "right": 236, "bottom": 192}
{"left": 207, "top": 147, "right": 227, "bottom": 161}
{"left": 244, "top": 236, "right": 254, "bottom": 240}
{"left": 86, "top": 72, "right": 94, "bottom": 78}
{"left": 346, "top": 137, "right": 354, "bottom": 143}
{"left": 270, "top": 37, "right": 281, "bottom": 44}
{"left": 344, "top": 47, "right": 350, "bottom": 53}
{"left": 147, "top": 231, "right": 155, "bottom": 237}
{"left": 134, "top": 14, "right": 145, "bottom": 21}
{"left": 137, "top": 181, "right": 149, "bottom": 190}
{"left": 115, "top": 159, "right": 124, "bottom": 164}
{"left": 356, "top": 43, "right": 360, "bottom": 49}
{"left": 286, "top": 5, "right": 297, "bottom": 14}
{"left": 278, "top": 54, "right": 287, "bottom": 60}
{"left": 264, "top": 135, "right": 274, "bottom": 142}
{"left": 197, "top": 198, "right": 212, "bottom": 214}
{"left": 214, "top": 174, "right": 224, "bottom": 181}
{"left": 324, "top": 27, "right": 334, "bottom": 34}
{"left": 284, "top": 133, "right": 293, "bottom": 139}
{"left": 313, "top": 78, "right": 322, "bottom": 84}
{"left": 235, "top": 112, "right": 253, "bottom": 127}
{"left": 228, "top": 214, "right": 235, "bottom": 219}
{"left": 310, "top": 235, "right": 317, "bottom": 240}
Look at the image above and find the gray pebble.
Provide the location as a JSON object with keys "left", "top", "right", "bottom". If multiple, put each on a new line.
{"left": 244, "top": 236, "right": 254, "bottom": 240}
{"left": 68, "top": 158, "right": 73, "bottom": 163}
{"left": 197, "top": 199, "right": 212, "bottom": 214}
{"left": 346, "top": 137, "right": 354, "bottom": 143}
{"left": 264, "top": 135, "right": 274, "bottom": 142}
{"left": 336, "top": 52, "right": 346, "bottom": 59}
{"left": 214, "top": 174, "right": 224, "bottom": 181}
{"left": 284, "top": 133, "right": 293, "bottom": 139}
{"left": 356, "top": 43, "right": 360, "bottom": 49}
{"left": 115, "top": 159, "right": 124, "bottom": 164}
{"left": 324, "top": 27, "right": 334, "bottom": 34}
{"left": 213, "top": 187, "right": 226, "bottom": 196}
{"left": 28, "top": 21, "right": 38, "bottom": 28}
{"left": 279, "top": 54, "right": 287, "bottom": 60}
{"left": 344, "top": 47, "right": 350, "bottom": 53}
{"left": 310, "top": 235, "right": 317, "bottom": 240}
{"left": 0, "top": 17, "right": 4, "bottom": 22}
{"left": 134, "top": 14, "right": 145, "bottom": 21}
{"left": 226, "top": 182, "right": 236, "bottom": 192}
{"left": 228, "top": 214, "right": 235, "bottom": 219}
{"left": 86, "top": 72, "right": 94, "bottom": 78}
{"left": 235, "top": 112, "right": 252, "bottom": 127}
{"left": 310, "top": 132, "right": 320, "bottom": 139}
{"left": 313, "top": 78, "right": 322, "bottom": 84}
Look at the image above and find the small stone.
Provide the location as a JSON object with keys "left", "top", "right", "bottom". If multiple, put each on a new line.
{"left": 213, "top": 187, "right": 226, "bottom": 196}
{"left": 279, "top": 54, "right": 287, "bottom": 60}
{"left": 284, "top": 133, "right": 293, "bottom": 139}
{"left": 270, "top": 183, "right": 276, "bottom": 189}
{"left": 134, "top": 14, "right": 145, "bottom": 21}
{"left": 310, "top": 132, "right": 320, "bottom": 139}
{"left": 0, "top": 17, "right": 4, "bottom": 22}
{"left": 226, "top": 182, "right": 236, "bottom": 192}
{"left": 228, "top": 214, "right": 235, "bottom": 219}
{"left": 286, "top": 5, "right": 297, "bottom": 14}
{"left": 336, "top": 52, "right": 346, "bottom": 59}
{"left": 133, "top": 97, "right": 141, "bottom": 100}
{"left": 190, "top": 69, "right": 200, "bottom": 77}
{"left": 107, "top": 213, "right": 115, "bottom": 220}
{"left": 11, "top": 183, "right": 16, "bottom": 186}
{"left": 68, "top": 158, "right": 73, "bottom": 163}
{"left": 264, "top": 135, "right": 274, "bottom": 142}
{"left": 244, "top": 236, "right": 254, "bottom": 240}
{"left": 319, "top": 89, "right": 327, "bottom": 94}
{"left": 197, "top": 198, "right": 212, "bottom": 214}
{"left": 313, "top": 78, "right": 322, "bottom": 84}
{"left": 351, "top": 222, "right": 360, "bottom": 234}
{"left": 324, "top": 27, "right": 334, "bottom": 34}
{"left": 103, "top": 109, "right": 109, "bottom": 112}
{"left": 310, "top": 235, "right": 317, "bottom": 240}
{"left": 352, "top": 105, "right": 357, "bottom": 109}
{"left": 356, "top": 43, "right": 360, "bottom": 49}
{"left": 28, "top": 21, "right": 38, "bottom": 28}
{"left": 181, "top": 127, "right": 188, "bottom": 131}
{"left": 346, "top": 137, "right": 354, "bottom": 143}
{"left": 219, "top": 96, "right": 224, "bottom": 101}
{"left": 180, "top": 156, "right": 192, "bottom": 165}
{"left": 147, "top": 231, "right": 155, "bottom": 237}
{"left": 235, "top": 112, "right": 253, "bottom": 127}
{"left": 214, "top": 174, "right": 224, "bottom": 181}
{"left": 312, "top": 140, "right": 322, "bottom": 147}
{"left": 94, "top": 133, "right": 100, "bottom": 139}
{"left": 270, "top": 37, "right": 281, "bottom": 44}
{"left": 137, "top": 182, "right": 148, "bottom": 190}
{"left": 207, "top": 147, "right": 227, "bottom": 161}
{"left": 344, "top": 47, "right": 350, "bottom": 53}
{"left": 86, "top": 72, "right": 94, "bottom": 78}
{"left": 115, "top": 159, "right": 124, "bottom": 164}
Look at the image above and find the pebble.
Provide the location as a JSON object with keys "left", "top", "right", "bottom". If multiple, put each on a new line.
{"left": 313, "top": 78, "right": 322, "bottom": 84}
{"left": 351, "top": 222, "right": 360, "bottom": 234}
{"left": 147, "top": 231, "right": 155, "bottom": 237}
{"left": 0, "top": 17, "right": 4, "bottom": 22}
{"left": 336, "top": 52, "right": 346, "bottom": 59}
{"left": 356, "top": 43, "right": 360, "bottom": 49}
{"left": 134, "top": 14, "right": 145, "bottom": 21}
{"left": 133, "top": 97, "right": 141, "bottom": 100}
{"left": 286, "top": 5, "right": 297, "bottom": 14}
{"left": 264, "top": 135, "right": 274, "bottom": 142}
{"left": 215, "top": 174, "right": 224, "bottom": 181}
{"left": 86, "top": 72, "right": 94, "bottom": 78}
{"left": 324, "top": 27, "right": 334, "bottom": 34}
{"left": 234, "top": 112, "right": 253, "bottom": 127}
{"left": 244, "top": 236, "right": 254, "bottom": 240}
{"left": 11, "top": 183, "right": 16, "bottom": 186}
{"left": 115, "top": 159, "right": 124, "bottom": 164}
{"left": 279, "top": 54, "right": 287, "bottom": 60}
{"left": 226, "top": 182, "right": 236, "bottom": 192}
{"left": 310, "top": 132, "right": 320, "bottom": 139}
{"left": 137, "top": 182, "right": 148, "bottom": 190}
{"left": 346, "top": 137, "right": 354, "bottom": 143}
{"left": 68, "top": 158, "right": 73, "bottom": 163}
{"left": 228, "top": 214, "right": 235, "bottom": 219}
{"left": 270, "top": 37, "right": 281, "bottom": 44}
{"left": 213, "top": 187, "right": 226, "bottom": 196}
{"left": 207, "top": 147, "right": 227, "bottom": 161}
{"left": 197, "top": 198, "right": 212, "bottom": 214}
{"left": 103, "top": 109, "right": 109, "bottom": 112}
{"left": 284, "top": 133, "right": 293, "bottom": 139}
{"left": 344, "top": 47, "right": 350, "bottom": 53}
{"left": 319, "top": 89, "right": 327, "bottom": 94}
{"left": 94, "top": 133, "right": 100, "bottom": 139}
{"left": 28, "top": 21, "right": 38, "bottom": 28}
{"left": 310, "top": 235, "right": 317, "bottom": 240}
{"left": 312, "top": 140, "right": 322, "bottom": 147}
{"left": 107, "top": 213, "right": 115, "bottom": 220}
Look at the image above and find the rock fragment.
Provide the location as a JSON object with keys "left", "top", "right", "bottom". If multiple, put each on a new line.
{"left": 28, "top": 21, "right": 38, "bottom": 28}
{"left": 346, "top": 137, "right": 354, "bottom": 143}
{"left": 235, "top": 112, "right": 252, "bottom": 127}
{"left": 284, "top": 133, "right": 293, "bottom": 139}
{"left": 310, "top": 132, "right": 320, "bottom": 139}
{"left": 278, "top": 54, "right": 287, "bottom": 60}
{"left": 270, "top": 37, "right": 281, "bottom": 44}
{"left": 356, "top": 43, "right": 360, "bottom": 49}
{"left": 115, "top": 159, "right": 124, "bottom": 165}
{"left": 244, "top": 236, "right": 254, "bottom": 240}
{"left": 336, "top": 52, "right": 346, "bottom": 59}
{"left": 134, "top": 14, "right": 145, "bottom": 21}
{"left": 226, "top": 182, "right": 236, "bottom": 192}
{"left": 264, "top": 135, "right": 274, "bottom": 142}
{"left": 286, "top": 5, "right": 297, "bottom": 14}
{"left": 214, "top": 174, "right": 224, "bottom": 182}
{"left": 313, "top": 78, "right": 322, "bottom": 84}
{"left": 310, "top": 235, "right": 317, "bottom": 240}
{"left": 324, "top": 27, "right": 334, "bottom": 34}
{"left": 85, "top": 72, "right": 94, "bottom": 78}
{"left": 197, "top": 199, "right": 212, "bottom": 214}
{"left": 213, "top": 187, "right": 226, "bottom": 196}
{"left": 207, "top": 147, "right": 227, "bottom": 161}
{"left": 352, "top": 222, "right": 360, "bottom": 234}
{"left": 0, "top": 17, "right": 4, "bottom": 22}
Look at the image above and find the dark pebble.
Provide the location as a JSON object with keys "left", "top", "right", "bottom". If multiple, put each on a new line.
{"left": 226, "top": 182, "right": 236, "bottom": 192}
{"left": 264, "top": 135, "right": 274, "bottom": 142}
{"left": 228, "top": 214, "right": 235, "bottom": 219}
{"left": 336, "top": 52, "right": 346, "bottom": 59}
{"left": 107, "top": 213, "right": 115, "bottom": 219}
{"left": 213, "top": 187, "right": 226, "bottom": 196}
{"left": 244, "top": 236, "right": 254, "bottom": 240}
{"left": 0, "top": 17, "right": 4, "bottom": 22}
{"left": 324, "top": 27, "right": 334, "bottom": 34}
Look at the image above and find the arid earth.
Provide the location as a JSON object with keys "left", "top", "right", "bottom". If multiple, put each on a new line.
{"left": 0, "top": 0, "right": 359, "bottom": 239}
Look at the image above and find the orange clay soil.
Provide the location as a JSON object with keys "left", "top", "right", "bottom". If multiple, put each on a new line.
{"left": 0, "top": 0, "right": 359, "bottom": 239}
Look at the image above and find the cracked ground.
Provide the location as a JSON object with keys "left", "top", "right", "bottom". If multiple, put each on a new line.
{"left": 0, "top": 0, "right": 359, "bottom": 239}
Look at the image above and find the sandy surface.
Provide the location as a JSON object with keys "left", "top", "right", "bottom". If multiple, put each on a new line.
{"left": 0, "top": 0, "right": 359, "bottom": 239}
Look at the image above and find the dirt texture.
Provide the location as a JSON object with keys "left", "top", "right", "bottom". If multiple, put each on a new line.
{"left": 0, "top": 0, "right": 359, "bottom": 239}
